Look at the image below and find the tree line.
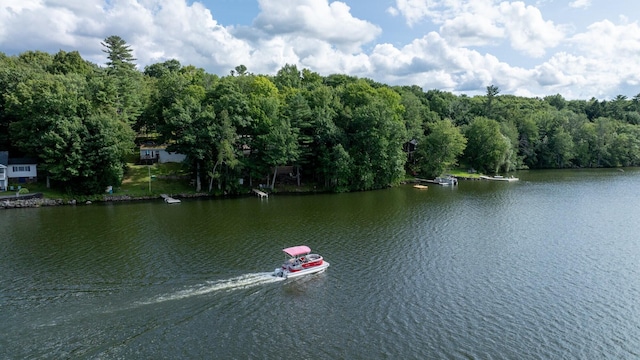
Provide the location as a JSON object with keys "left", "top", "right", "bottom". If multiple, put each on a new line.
{"left": 1, "top": 36, "right": 640, "bottom": 195}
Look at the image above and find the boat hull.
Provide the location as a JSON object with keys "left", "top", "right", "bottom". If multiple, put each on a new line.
{"left": 274, "top": 261, "right": 330, "bottom": 279}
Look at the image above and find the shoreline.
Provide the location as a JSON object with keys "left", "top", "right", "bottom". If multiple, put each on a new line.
{"left": 0, "top": 192, "right": 217, "bottom": 210}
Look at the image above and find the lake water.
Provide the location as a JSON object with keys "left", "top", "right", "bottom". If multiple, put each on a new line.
{"left": 1, "top": 169, "right": 640, "bottom": 358}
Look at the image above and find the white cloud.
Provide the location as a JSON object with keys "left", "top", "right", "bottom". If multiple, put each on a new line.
{"left": 367, "top": 32, "right": 532, "bottom": 93}
{"left": 393, "top": 0, "right": 436, "bottom": 26}
{"left": 392, "top": 0, "right": 565, "bottom": 57}
{"left": 561, "top": 19, "right": 640, "bottom": 97}
{"left": 497, "top": 2, "right": 565, "bottom": 57}
{"left": 0, "top": 0, "right": 638, "bottom": 100}
{"left": 253, "top": 0, "right": 381, "bottom": 53}
{"left": 0, "top": 0, "right": 255, "bottom": 72}
{"left": 440, "top": 12, "right": 504, "bottom": 47}
{"left": 386, "top": 6, "right": 399, "bottom": 17}
{"left": 569, "top": 0, "right": 591, "bottom": 9}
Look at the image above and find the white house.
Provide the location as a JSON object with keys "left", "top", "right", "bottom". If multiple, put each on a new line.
{"left": 8, "top": 157, "right": 38, "bottom": 184}
{"left": 139, "top": 144, "right": 186, "bottom": 164}
{"left": 0, "top": 164, "right": 7, "bottom": 192}
{"left": 0, "top": 151, "right": 38, "bottom": 191}
{"left": 0, "top": 151, "right": 8, "bottom": 191}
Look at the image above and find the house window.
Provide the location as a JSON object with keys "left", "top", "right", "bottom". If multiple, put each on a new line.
{"left": 12, "top": 166, "right": 30, "bottom": 172}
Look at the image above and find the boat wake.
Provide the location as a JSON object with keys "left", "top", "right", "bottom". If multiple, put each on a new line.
{"left": 140, "top": 272, "right": 283, "bottom": 305}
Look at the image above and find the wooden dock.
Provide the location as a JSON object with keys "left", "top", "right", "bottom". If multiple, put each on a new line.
{"left": 414, "top": 176, "right": 458, "bottom": 186}
{"left": 252, "top": 189, "right": 269, "bottom": 198}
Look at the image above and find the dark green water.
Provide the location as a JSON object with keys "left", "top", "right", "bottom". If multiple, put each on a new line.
{"left": 2, "top": 169, "right": 640, "bottom": 358}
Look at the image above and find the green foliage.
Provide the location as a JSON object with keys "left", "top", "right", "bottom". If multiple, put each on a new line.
{"left": 101, "top": 35, "right": 137, "bottom": 72}
{"left": 3, "top": 45, "right": 137, "bottom": 195}
{"left": 464, "top": 117, "right": 511, "bottom": 173}
{"left": 5, "top": 43, "right": 640, "bottom": 197}
{"left": 416, "top": 120, "right": 467, "bottom": 178}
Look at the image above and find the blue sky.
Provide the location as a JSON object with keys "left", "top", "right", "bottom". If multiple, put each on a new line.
{"left": 1, "top": 0, "right": 639, "bottom": 99}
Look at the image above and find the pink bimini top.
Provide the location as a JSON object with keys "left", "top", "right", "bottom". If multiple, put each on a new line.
{"left": 282, "top": 245, "right": 311, "bottom": 257}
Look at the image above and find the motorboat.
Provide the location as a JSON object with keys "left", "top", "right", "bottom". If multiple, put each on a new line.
{"left": 479, "top": 175, "right": 519, "bottom": 182}
{"left": 274, "top": 245, "right": 329, "bottom": 279}
{"left": 434, "top": 176, "right": 458, "bottom": 186}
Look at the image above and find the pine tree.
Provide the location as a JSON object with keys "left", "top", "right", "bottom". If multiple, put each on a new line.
{"left": 101, "top": 35, "right": 136, "bottom": 72}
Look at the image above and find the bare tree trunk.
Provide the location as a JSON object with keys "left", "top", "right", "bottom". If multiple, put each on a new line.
{"left": 296, "top": 165, "right": 300, "bottom": 186}
{"left": 271, "top": 166, "right": 278, "bottom": 189}
{"left": 196, "top": 161, "right": 202, "bottom": 192}
{"left": 208, "top": 160, "right": 220, "bottom": 192}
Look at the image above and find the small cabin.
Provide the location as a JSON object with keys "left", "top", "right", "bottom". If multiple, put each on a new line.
{"left": 8, "top": 158, "right": 38, "bottom": 183}
{"left": 139, "top": 144, "right": 186, "bottom": 164}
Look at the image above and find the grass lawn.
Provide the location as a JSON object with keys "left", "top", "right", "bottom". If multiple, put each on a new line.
{"left": 15, "top": 162, "right": 194, "bottom": 201}
{"left": 119, "top": 162, "right": 193, "bottom": 196}
{"left": 447, "top": 169, "right": 482, "bottom": 179}
{"left": 12, "top": 182, "right": 68, "bottom": 199}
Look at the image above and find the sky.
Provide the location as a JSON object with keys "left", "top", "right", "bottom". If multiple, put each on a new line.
{"left": 1, "top": 0, "right": 639, "bottom": 100}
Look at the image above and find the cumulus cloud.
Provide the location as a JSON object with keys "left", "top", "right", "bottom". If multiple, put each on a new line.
{"left": 0, "top": 0, "right": 638, "bottom": 100}
{"left": 367, "top": 32, "right": 532, "bottom": 93}
{"left": 253, "top": 0, "right": 381, "bottom": 53}
{"left": 440, "top": 12, "right": 504, "bottom": 47}
{"left": 569, "top": 0, "right": 591, "bottom": 9}
{"left": 497, "top": 2, "right": 564, "bottom": 57}
{"left": 0, "top": 0, "right": 254, "bottom": 72}
{"left": 391, "top": 0, "right": 565, "bottom": 57}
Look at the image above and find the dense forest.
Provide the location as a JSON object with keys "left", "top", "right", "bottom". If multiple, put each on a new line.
{"left": 2, "top": 36, "right": 640, "bottom": 195}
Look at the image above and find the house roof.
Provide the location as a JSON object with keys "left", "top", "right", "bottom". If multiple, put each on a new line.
{"left": 140, "top": 143, "right": 167, "bottom": 150}
{"left": 0, "top": 151, "right": 8, "bottom": 166}
{"left": 8, "top": 157, "right": 38, "bottom": 165}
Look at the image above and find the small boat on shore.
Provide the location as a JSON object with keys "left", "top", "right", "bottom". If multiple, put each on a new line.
{"left": 161, "top": 194, "right": 181, "bottom": 204}
{"left": 479, "top": 175, "right": 519, "bottom": 182}
{"left": 413, "top": 184, "right": 429, "bottom": 190}
{"left": 274, "top": 245, "right": 329, "bottom": 279}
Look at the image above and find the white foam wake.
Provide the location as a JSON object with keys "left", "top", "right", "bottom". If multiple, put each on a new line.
{"left": 141, "top": 272, "right": 283, "bottom": 305}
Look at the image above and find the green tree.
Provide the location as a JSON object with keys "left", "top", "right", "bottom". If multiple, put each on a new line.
{"left": 207, "top": 109, "right": 240, "bottom": 192}
{"left": 48, "top": 50, "right": 95, "bottom": 75}
{"left": 274, "top": 64, "right": 302, "bottom": 90}
{"left": 415, "top": 120, "right": 467, "bottom": 178}
{"left": 101, "top": 35, "right": 137, "bottom": 72}
{"left": 17, "top": 51, "right": 53, "bottom": 71}
{"left": 304, "top": 84, "right": 342, "bottom": 189}
{"left": 281, "top": 89, "right": 313, "bottom": 185}
{"left": 463, "top": 117, "right": 511, "bottom": 173}
{"left": 158, "top": 80, "right": 212, "bottom": 191}
{"left": 484, "top": 84, "right": 500, "bottom": 118}
{"left": 544, "top": 94, "right": 566, "bottom": 111}
{"left": 144, "top": 59, "right": 181, "bottom": 78}
{"left": 516, "top": 113, "right": 541, "bottom": 168}
{"left": 535, "top": 111, "right": 576, "bottom": 168}
{"left": 339, "top": 84, "right": 407, "bottom": 190}
{"left": 6, "top": 71, "right": 133, "bottom": 193}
